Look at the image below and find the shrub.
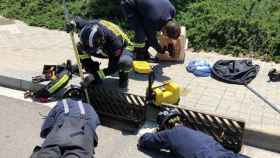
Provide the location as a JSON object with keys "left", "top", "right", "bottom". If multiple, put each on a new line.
{"left": 0, "top": 0, "right": 279, "bottom": 62}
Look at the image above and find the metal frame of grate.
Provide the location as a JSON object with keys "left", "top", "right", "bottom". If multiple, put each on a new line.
{"left": 163, "top": 104, "right": 245, "bottom": 153}
{"left": 88, "top": 86, "right": 147, "bottom": 129}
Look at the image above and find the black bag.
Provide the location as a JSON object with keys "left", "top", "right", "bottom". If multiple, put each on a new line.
{"left": 212, "top": 60, "right": 260, "bottom": 85}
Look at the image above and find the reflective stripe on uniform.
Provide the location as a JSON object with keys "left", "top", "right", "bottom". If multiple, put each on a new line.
{"left": 48, "top": 74, "right": 70, "bottom": 94}
{"left": 62, "top": 99, "right": 85, "bottom": 116}
{"left": 78, "top": 101, "right": 86, "bottom": 116}
{"left": 63, "top": 99, "right": 70, "bottom": 114}
{"left": 97, "top": 70, "right": 106, "bottom": 79}
{"left": 133, "top": 42, "right": 145, "bottom": 48}
{"left": 126, "top": 46, "right": 134, "bottom": 52}
{"left": 123, "top": 68, "right": 133, "bottom": 73}
{"left": 89, "top": 25, "right": 99, "bottom": 48}
{"left": 79, "top": 53, "right": 91, "bottom": 60}
{"left": 79, "top": 26, "right": 86, "bottom": 39}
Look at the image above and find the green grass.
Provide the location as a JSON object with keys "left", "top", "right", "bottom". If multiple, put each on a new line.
{"left": 0, "top": 0, "right": 279, "bottom": 62}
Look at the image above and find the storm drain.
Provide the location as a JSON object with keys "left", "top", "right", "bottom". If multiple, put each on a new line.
{"left": 88, "top": 86, "right": 244, "bottom": 152}
{"left": 164, "top": 105, "right": 245, "bottom": 153}
{"left": 88, "top": 86, "right": 147, "bottom": 129}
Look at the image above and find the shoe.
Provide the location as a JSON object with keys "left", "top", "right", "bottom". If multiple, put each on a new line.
{"left": 268, "top": 69, "right": 280, "bottom": 82}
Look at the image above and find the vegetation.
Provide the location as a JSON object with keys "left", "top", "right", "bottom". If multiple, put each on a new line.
{"left": 0, "top": 0, "right": 279, "bottom": 62}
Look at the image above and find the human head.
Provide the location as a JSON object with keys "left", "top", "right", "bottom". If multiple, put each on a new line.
{"left": 157, "top": 107, "right": 183, "bottom": 130}
{"left": 162, "top": 20, "right": 181, "bottom": 40}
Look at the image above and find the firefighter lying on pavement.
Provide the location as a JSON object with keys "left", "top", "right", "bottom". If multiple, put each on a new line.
{"left": 67, "top": 16, "right": 135, "bottom": 88}
{"left": 121, "top": 0, "right": 181, "bottom": 60}
{"left": 30, "top": 98, "right": 100, "bottom": 158}
{"left": 138, "top": 108, "right": 249, "bottom": 158}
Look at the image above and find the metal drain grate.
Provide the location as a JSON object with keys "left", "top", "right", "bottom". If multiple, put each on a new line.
{"left": 88, "top": 86, "right": 147, "bottom": 129}
{"left": 163, "top": 105, "right": 245, "bottom": 153}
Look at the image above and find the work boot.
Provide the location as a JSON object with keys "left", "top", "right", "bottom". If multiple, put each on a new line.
{"left": 134, "top": 47, "right": 150, "bottom": 61}
{"left": 119, "top": 71, "right": 129, "bottom": 88}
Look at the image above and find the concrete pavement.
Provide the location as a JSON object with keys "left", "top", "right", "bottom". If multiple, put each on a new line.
{"left": 0, "top": 95, "right": 279, "bottom": 158}
{"left": 0, "top": 16, "right": 280, "bottom": 152}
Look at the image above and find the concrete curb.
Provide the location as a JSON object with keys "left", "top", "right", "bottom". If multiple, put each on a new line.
{"left": 0, "top": 74, "right": 279, "bottom": 153}
{"left": 244, "top": 129, "right": 280, "bottom": 153}
{"left": 0, "top": 75, "right": 33, "bottom": 91}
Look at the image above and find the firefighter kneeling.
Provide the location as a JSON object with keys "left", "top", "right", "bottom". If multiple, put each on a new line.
{"left": 67, "top": 16, "right": 134, "bottom": 88}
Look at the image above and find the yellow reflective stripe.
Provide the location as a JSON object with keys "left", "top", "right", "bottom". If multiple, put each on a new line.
{"left": 97, "top": 70, "right": 106, "bottom": 79}
{"left": 79, "top": 54, "right": 91, "bottom": 60}
{"left": 48, "top": 74, "right": 70, "bottom": 94}
{"left": 99, "top": 20, "right": 133, "bottom": 46}
{"left": 126, "top": 46, "right": 134, "bottom": 52}
{"left": 123, "top": 68, "right": 133, "bottom": 73}
{"left": 133, "top": 42, "right": 145, "bottom": 48}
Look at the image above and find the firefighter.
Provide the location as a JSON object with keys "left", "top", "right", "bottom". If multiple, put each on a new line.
{"left": 121, "top": 0, "right": 181, "bottom": 60}
{"left": 68, "top": 16, "right": 135, "bottom": 88}
{"left": 138, "top": 108, "right": 249, "bottom": 158}
{"left": 30, "top": 99, "right": 100, "bottom": 158}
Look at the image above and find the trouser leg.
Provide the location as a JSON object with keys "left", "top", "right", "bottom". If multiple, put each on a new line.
{"left": 62, "top": 148, "right": 93, "bottom": 158}
{"left": 30, "top": 146, "right": 61, "bottom": 158}
{"left": 118, "top": 50, "right": 133, "bottom": 88}
{"left": 121, "top": 0, "right": 147, "bottom": 59}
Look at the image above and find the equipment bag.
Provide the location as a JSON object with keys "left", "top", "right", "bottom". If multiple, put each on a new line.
{"left": 212, "top": 60, "right": 259, "bottom": 85}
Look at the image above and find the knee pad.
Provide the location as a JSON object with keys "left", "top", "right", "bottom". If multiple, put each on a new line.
{"left": 119, "top": 51, "right": 133, "bottom": 72}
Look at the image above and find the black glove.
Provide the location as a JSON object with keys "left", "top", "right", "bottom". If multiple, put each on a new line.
{"left": 64, "top": 21, "right": 76, "bottom": 33}
{"left": 80, "top": 74, "right": 95, "bottom": 88}
{"left": 167, "top": 44, "right": 176, "bottom": 58}
{"left": 81, "top": 59, "right": 100, "bottom": 74}
{"left": 158, "top": 46, "right": 167, "bottom": 54}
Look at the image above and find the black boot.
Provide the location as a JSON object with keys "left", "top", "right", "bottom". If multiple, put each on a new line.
{"left": 119, "top": 71, "right": 129, "bottom": 88}
{"left": 134, "top": 47, "right": 150, "bottom": 61}
{"left": 268, "top": 69, "right": 280, "bottom": 82}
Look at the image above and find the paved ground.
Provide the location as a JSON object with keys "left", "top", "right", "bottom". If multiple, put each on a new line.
{"left": 0, "top": 95, "right": 279, "bottom": 158}
{"left": 0, "top": 16, "right": 280, "bottom": 151}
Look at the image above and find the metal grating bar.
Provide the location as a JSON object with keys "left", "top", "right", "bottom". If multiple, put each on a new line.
{"left": 88, "top": 86, "right": 146, "bottom": 129}
{"left": 162, "top": 104, "right": 245, "bottom": 153}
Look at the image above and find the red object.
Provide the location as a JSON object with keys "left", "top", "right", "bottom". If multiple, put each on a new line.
{"left": 39, "top": 97, "right": 49, "bottom": 103}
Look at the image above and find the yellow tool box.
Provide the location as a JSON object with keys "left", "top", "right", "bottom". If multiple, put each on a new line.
{"left": 152, "top": 81, "right": 181, "bottom": 106}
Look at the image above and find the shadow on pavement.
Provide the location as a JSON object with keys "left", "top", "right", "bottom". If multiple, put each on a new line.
{"left": 139, "top": 148, "right": 175, "bottom": 158}
{"left": 130, "top": 62, "right": 183, "bottom": 82}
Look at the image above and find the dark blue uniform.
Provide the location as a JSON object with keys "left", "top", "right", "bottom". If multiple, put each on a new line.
{"left": 75, "top": 17, "right": 134, "bottom": 79}
{"left": 139, "top": 125, "right": 247, "bottom": 158}
{"left": 31, "top": 99, "right": 100, "bottom": 158}
{"left": 121, "top": 0, "right": 176, "bottom": 54}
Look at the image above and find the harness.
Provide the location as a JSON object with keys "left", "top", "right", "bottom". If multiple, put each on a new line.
{"left": 99, "top": 20, "right": 145, "bottom": 51}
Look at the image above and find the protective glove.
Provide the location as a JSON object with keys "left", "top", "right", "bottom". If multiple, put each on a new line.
{"left": 167, "top": 43, "right": 176, "bottom": 58}
{"left": 80, "top": 74, "right": 95, "bottom": 88}
{"left": 158, "top": 46, "right": 167, "bottom": 54}
{"left": 64, "top": 20, "right": 76, "bottom": 33}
